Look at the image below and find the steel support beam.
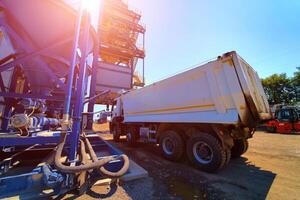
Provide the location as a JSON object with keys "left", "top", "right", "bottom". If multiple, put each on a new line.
{"left": 0, "top": 37, "right": 72, "bottom": 73}
{"left": 0, "top": 21, "right": 66, "bottom": 91}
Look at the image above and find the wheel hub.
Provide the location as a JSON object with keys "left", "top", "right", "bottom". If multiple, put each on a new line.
{"left": 193, "top": 141, "right": 213, "bottom": 164}
{"left": 162, "top": 137, "right": 174, "bottom": 155}
{"left": 198, "top": 145, "right": 210, "bottom": 158}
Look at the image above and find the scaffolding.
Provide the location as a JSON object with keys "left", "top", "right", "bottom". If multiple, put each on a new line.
{"left": 99, "top": 0, "right": 145, "bottom": 68}
{"left": 93, "top": 0, "right": 146, "bottom": 105}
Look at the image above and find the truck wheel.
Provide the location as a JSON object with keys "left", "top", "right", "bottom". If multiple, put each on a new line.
{"left": 126, "top": 126, "right": 139, "bottom": 147}
{"left": 231, "top": 139, "right": 248, "bottom": 158}
{"left": 186, "top": 133, "right": 226, "bottom": 172}
{"left": 159, "top": 130, "right": 184, "bottom": 161}
{"left": 243, "top": 139, "right": 249, "bottom": 153}
{"left": 112, "top": 124, "right": 121, "bottom": 142}
{"left": 224, "top": 148, "right": 231, "bottom": 166}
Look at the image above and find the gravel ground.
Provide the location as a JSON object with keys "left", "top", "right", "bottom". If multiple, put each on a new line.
{"left": 62, "top": 128, "right": 300, "bottom": 200}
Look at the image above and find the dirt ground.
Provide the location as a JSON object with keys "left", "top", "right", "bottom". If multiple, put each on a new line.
{"left": 69, "top": 124, "right": 300, "bottom": 200}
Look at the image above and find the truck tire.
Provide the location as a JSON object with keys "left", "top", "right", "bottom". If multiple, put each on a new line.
{"left": 159, "top": 130, "right": 184, "bottom": 161}
{"left": 224, "top": 148, "right": 231, "bottom": 166}
{"left": 112, "top": 124, "right": 121, "bottom": 142}
{"left": 243, "top": 139, "right": 249, "bottom": 153}
{"left": 126, "top": 126, "right": 139, "bottom": 147}
{"left": 186, "top": 133, "right": 226, "bottom": 172}
{"left": 231, "top": 139, "right": 248, "bottom": 158}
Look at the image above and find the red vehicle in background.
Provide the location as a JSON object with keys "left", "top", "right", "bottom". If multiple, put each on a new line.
{"left": 265, "top": 107, "right": 300, "bottom": 134}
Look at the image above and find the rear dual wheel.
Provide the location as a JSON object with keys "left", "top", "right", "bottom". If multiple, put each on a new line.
{"left": 231, "top": 139, "right": 249, "bottom": 158}
{"left": 126, "top": 126, "right": 139, "bottom": 147}
{"left": 224, "top": 147, "right": 231, "bottom": 166}
{"left": 186, "top": 133, "right": 227, "bottom": 173}
{"left": 159, "top": 130, "right": 185, "bottom": 161}
{"left": 112, "top": 124, "right": 122, "bottom": 142}
{"left": 159, "top": 130, "right": 230, "bottom": 172}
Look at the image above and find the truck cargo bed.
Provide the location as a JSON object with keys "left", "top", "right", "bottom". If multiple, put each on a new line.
{"left": 121, "top": 51, "right": 270, "bottom": 127}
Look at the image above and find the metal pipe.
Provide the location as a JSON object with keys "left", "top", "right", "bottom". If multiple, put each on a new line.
{"left": 68, "top": 10, "right": 91, "bottom": 161}
{"left": 62, "top": 1, "right": 84, "bottom": 120}
{"left": 82, "top": 110, "right": 109, "bottom": 115}
{"left": 83, "top": 90, "right": 110, "bottom": 104}
{"left": 86, "top": 47, "right": 99, "bottom": 129}
{"left": 86, "top": 1, "right": 103, "bottom": 130}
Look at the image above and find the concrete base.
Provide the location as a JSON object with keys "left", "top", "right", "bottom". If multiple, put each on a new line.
{"left": 94, "top": 159, "right": 148, "bottom": 186}
{"left": 121, "top": 159, "right": 148, "bottom": 182}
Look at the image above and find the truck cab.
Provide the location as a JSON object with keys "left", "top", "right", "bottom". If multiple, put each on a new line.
{"left": 109, "top": 98, "right": 126, "bottom": 141}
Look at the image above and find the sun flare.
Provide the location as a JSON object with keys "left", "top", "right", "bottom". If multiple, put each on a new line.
{"left": 82, "top": 0, "right": 101, "bottom": 12}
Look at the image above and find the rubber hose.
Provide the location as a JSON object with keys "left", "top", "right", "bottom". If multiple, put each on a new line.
{"left": 83, "top": 136, "right": 130, "bottom": 177}
{"left": 54, "top": 133, "right": 116, "bottom": 173}
{"left": 80, "top": 139, "right": 89, "bottom": 164}
{"left": 98, "top": 154, "right": 129, "bottom": 178}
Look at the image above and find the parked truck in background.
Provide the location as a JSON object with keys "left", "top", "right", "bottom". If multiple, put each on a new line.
{"left": 109, "top": 51, "right": 271, "bottom": 172}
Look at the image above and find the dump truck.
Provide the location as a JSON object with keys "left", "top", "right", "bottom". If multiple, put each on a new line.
{"left": 109, "top": 51, "right": 271, "bottom": 172}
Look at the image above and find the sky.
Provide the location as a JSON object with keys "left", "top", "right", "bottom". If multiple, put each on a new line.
{"left": 126, "top": 0, "right": 300, "bottom": 84}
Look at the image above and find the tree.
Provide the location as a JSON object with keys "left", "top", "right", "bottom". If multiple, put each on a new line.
{"left": 261, "top": 73, "right": 293, "bottom": 104}
{"left": 291, "top": 67, "right": 300, "bottom": 102}
{"left": 293, "top": 67, "right": 300, "bottom": 84}
{"left": 261, "top": 67, "right": 300, "bottom": 105}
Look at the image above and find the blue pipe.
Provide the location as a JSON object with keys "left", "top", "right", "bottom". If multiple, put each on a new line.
{"left": 86, "top": 2, "right": 103, "bottom": 130}
{"left": 69, "top": 11, "right": 91, "bottom": 161}
{"left": 63, "top": 2, "right": 84, "bottom": 117}
{"left": 86, "top": 43, "right": 99, "bottom": 130}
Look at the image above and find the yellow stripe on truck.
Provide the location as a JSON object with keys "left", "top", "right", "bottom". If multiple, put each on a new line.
{"left": 126, "top": 104, "right": 215, "bottom": 115}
